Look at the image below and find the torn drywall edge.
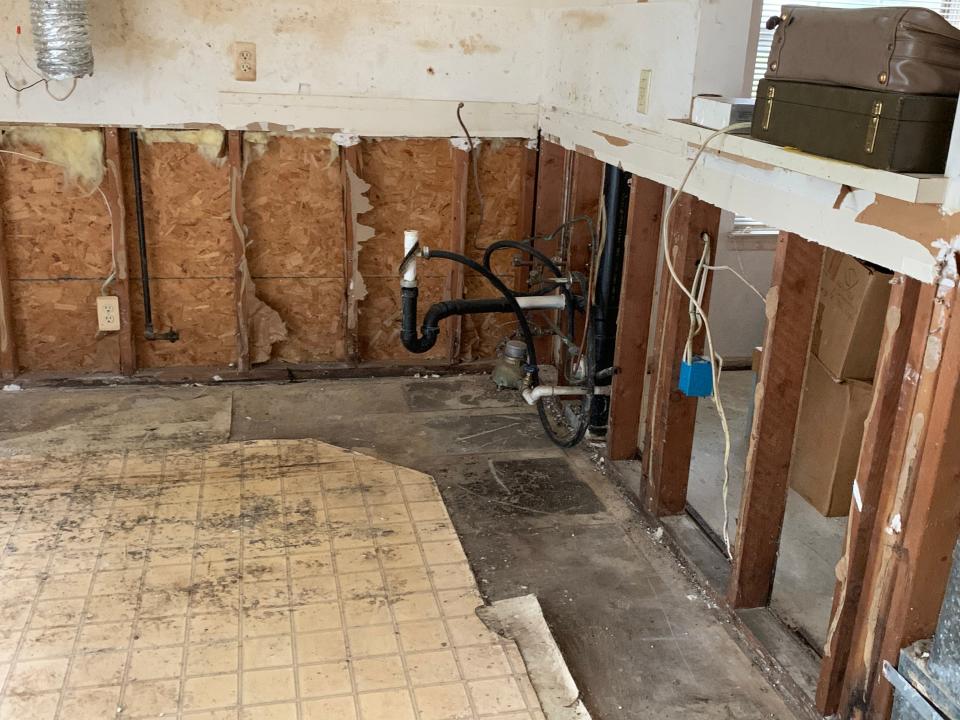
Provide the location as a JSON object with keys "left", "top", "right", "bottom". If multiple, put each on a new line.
{"left": 345, "top": 160, "right": 374, "bottom": 338}
{"left": 0, "top": 125, "right": 105, "bottom": 189}
{"left": 229, "top": 164, "right": 288, "bottom": 364}
{"left": 333, "top": 132, "right": 360, "bottom": 147}
{"left": 142, "top": 129, "right": 227, "bottom": 166}
{"left": 477, "top": 595, "right": 592, "bottom": 720}
{"left": 242, "top": 131, "right": 340, "bottom": 171}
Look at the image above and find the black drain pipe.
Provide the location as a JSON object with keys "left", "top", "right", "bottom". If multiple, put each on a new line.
{"left": 130, "top": 129, "right": 178, "bottom": 343}
{"left": 589, "top": 165, "right": 630, "bottom": 432}
{"left": 401, "top": 290, "right": 515, "bottom": 354}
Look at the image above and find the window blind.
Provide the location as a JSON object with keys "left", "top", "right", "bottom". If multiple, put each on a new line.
{"left": 734, "top": 0, "right": 960, "bottom": 235}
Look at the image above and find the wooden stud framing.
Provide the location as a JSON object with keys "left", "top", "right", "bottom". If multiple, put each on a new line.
{"left": 102, "top": 127, "right": 137, "bottom": 376}
{"left": 607, "top": 177, "right": 664, "bottom": 461}
{"left": 642, "top": 193, "right": 721, "bottom": 516}
{"left": 816, "top": 275, "right": 921, "bottom": 714}
{"left": 227, "top": 130, "right": 251, "bottom": 373}
{"left": 727, "top": 232, "right": 823, "bottom": 609}
{"left": 567, "top": 153, "right": 604, "bottom": 352}
{"left": 515, "top": 142, "right": 539, "bottom": 292}
{"left": 0, "top": 197, "right": 15, "bottom": 379}
{"left": 839, "top": 275, "right": 960, "bottom": 720}
{"left": 448, "top": 146, "right": 469, "bottom": 362}
{"left": 339, "top": 144, "right": 362, "bottom": 364}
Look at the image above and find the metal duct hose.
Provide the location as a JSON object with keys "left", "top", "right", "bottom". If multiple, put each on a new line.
{"left": 30, "top": 0, "right": 94, "bottom": 80}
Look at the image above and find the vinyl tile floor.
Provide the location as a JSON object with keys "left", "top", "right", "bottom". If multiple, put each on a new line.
{"left": 0, "top": 439, "right": 544, "bottom": 720}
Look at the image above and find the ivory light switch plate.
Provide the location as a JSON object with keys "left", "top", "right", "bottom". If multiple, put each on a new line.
{"left": 96, "top": 296, "right": 121, "bottom": 332}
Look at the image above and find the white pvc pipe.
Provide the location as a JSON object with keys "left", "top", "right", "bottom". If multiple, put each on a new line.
{"left": 403, "top": 230, "right": 419, "bottom": 285}
{"left": 521, "top": 385, "right": 588, "bottom": 405}
{"left": 515, "top": 295, "right": 566, "bottom": 310}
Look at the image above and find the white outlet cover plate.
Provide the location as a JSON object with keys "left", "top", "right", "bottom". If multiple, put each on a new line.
{"left": 96, "top": 296, "right": 121, "bottom": 332}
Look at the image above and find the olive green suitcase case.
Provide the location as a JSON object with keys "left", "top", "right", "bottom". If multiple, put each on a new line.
{"left": 751, "top": 78, "right": 957, "bottom": 173}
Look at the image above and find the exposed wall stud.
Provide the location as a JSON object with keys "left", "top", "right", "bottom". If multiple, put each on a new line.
{"left": 728, "top": 232, "right": 822, "bottom": 608}
{"left": 0, "top": 201, "right": 15, "bottom": 379}
{"left": 102, "top": 127, "right": 136, "bottom": 376}
{"left": 448, "top": 146, "right": 469, "bottom": 362}
{"left": 607, "top": 177, "right": 664, "bottom": 461}
{"left": 227, "top": 130, "right": 251, "bottom": 373}
{"left": 642, "top": 193, "right": 721, "bottom": 516}
{"left": 340, "top": 144, "right": 363, "bottom": 364}
{"left": 515, "top": 142, "right": 539, "bottom": 293}
{"left": 816, "top": 275, "right": 922, "bottom": 714}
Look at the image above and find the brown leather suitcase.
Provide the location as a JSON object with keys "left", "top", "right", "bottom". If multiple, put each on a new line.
{"left": 752, "top": 78, "right": 957, "bottom": 173}
{"left": 765, "top": 6, "right": 960, "bottom": 96}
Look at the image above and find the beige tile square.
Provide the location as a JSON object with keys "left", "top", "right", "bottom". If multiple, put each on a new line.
{"left": 408, "top": 501, "right": 448, "bottom": 523}
{"left": 468, "top": 677, "right": 527, "bottom": 715}
{"left": 420, "top": 541, "right": 468, "bottom": 567}
{"left": 339, "top": 571, "right": 386, "bottom": 600}
{"left": 123, "top": 680, "right": 180, "bottom": 717}
{"left": 241, "top": 702, "right": 299, "bottom": 720}
{"left": 243, "top": 579, "right": 290, "bottom": 609}
{"left": 353, "top": 655, "right": 406, "bottom": 692}
{"left": 374, "top": 522, "right": 417, "bottom": 546}
{"left": 385, "top": 567, "right": 433, "bottom": 595}
{"left": 128, "top": 645, "right": 184, "bottom": 681}
{"left": 67, "top": 650, "right": 126, "bottom": 687}
{"left": 447, "top": 615, "right": 499, "bottom": 648}
{"left": 327, "top": 505, "right": 368, "bottom": 525}
{"left": 347, "top": 625, "right": 399, "bottom": 658}
{"left": 431, "top": 563, "right": 477, "bottom": 591}
{"left": 60, "top": 685, "right": 122, "bottom": 719}
{"left": 187, "top": 641, "right": 239, "bottom": 676}
{"left": 135, "top": 615, "right": 187, "bottom": 647}
{"left": 19, "top": 626, "right": 77, "bottom": 660}
{"left": 334, "top": 547, "right": 380, "bottom": 574}
{"left": 243, "top": 608, "right": 291, "bottom": 639}
{"left": 343, "top": 597, "right": 391, "bottom": 627}
{"left": 416, "top": 520, "right": 458, "bottom": 543}
{"left": 302, "top": 696, "right": 358, "bottom": 720}
{"left": 397, "top": 620, "right": 450, "bottom": 653}
{"left": 243, "top": 667, "right": 297, "bottom": 704}
{"left": 391, "top": 592, "right": 441, "bottom": 623}
{"left": 289, "top": 551, "right": 333, "bottom": 578}
{"left": 143, "top": 562, "right": 193, "bottom": 590}
{"left": 402, "top": 483, "right": 441, "bottom": 503}
{"left": 293, "top": 602, "right": 341, "bottom": 634}
{"left": 299, "top": 660, "right": 352, "bottom": 698}
{"left": 0, "top": 691, "right": 59, "bottom": 720}
{"left": 415, "top": 682, "right": 473, "bottom": 720}
{"left": 363, "top": 485, "right": 405, "bottom": 506}
{"left": 438, "top": 588, "right": 484, "bottom": 619}
{"left": 242, "top": 556, "right": 287, "bottom": 583}
{"left": 77, "top": 621, "right": 131, "bottom": 653}
{"left": 6, "top": 657, "right": 69, "bottom": 694}
{"left": 367, "top": 504, "right": 409, "bottom": 524}
{"left": 406, "top": 650, "right": 461, "bottom": 686}
{"left": 90, "top": 567, "right": 142, "bottom": 596}
{"left": 183, "top": 672, "right": 238, "bottom": 711}
{"left": 378, "top": 544, "right": 424, "bottom": 570}
{"left": 296, "top": 629, "right": 347, "bottom": 663}
{"left": 38, "top": 572, "right": 91, "bottom": 601}
{"left": 86, "top": 592, "right": 139, "bottom": 622}
{"left": 324, "top": 488, "right": 364, "bottom": 509}
{"left": 358, "top": 688, "right": 415, "bottom": 720}
{"left": 191, "top": 612, "right": 240, "bottom": 643}
{"left": 291, "top": 575, "right": 338, "bottom": 606}
{"left": 244, "top": 634, "right": 293, "bottom": 669}
{"left": 30, "top": 597, "right": 84, "bottom": 628}
{"left": 458, "top": 644, "right": 512, "bottom": 679}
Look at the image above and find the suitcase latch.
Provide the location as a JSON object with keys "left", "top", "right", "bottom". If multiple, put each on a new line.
{"left": 762, "top": 86, "right": 776, "bottom": 131}
{"left": 865, "top": 101, "right": 883, "bottom": 154}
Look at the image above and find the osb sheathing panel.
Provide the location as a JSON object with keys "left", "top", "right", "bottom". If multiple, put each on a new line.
{"left": 241, "top": 135, "right": 346, "bottom": 363}
{"left": 461, "top": 140, "right": 528, "bottom": 361}
{"left": 357, "top": 139, "right": 455, "bottom": 361}
{"left": 121, "top": 137, "right": 232, "bottom": 280}
{"left": 130, "top": 279, "right": 235, "bottom": 368}
{"left": 255, "top": 278, "right": 345, "bottom": 362}
{"left": 0, "top": 137, "right": 116, "bottom": 373}
{"left": 11, "top": 280, "right": 119, "bottom": 372}
{"left": 360, "top": 277, "right": 449, "bottom": 362}
{"left": 243, "top": 136, "right": 345, "bottom": 279}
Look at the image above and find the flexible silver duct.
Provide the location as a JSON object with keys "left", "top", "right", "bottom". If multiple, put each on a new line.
{"left": 29, "top": 0, "right": 94, "bottom": 80}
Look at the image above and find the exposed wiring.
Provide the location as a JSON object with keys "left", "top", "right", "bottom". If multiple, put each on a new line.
{"left": 4, "top": 27, "right": 79, "bottom": 101}
{"left": 44, "top": 78, "right": 77, "bottom": 102}
{"left": 4, "top": 70, "right": 43, "bottom": 93}
{"left": 660, "top": 121, "right": 751, "bottom": 559}
{"left": 702, "top": 264, "right": 767, "bottom": 304}
{"left": 456, "top": 102, "right": 485, "bottom": 248}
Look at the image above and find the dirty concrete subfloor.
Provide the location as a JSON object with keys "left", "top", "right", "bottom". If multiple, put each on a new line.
{"left": 1, "top": 375, "right": 797, "bottom": 719}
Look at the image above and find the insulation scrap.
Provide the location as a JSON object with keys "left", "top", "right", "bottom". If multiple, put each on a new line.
{"left": 1, "top": 125, "right": 105, "bottom": 190}
{"left": 141, "top": 129, "right": 226, "bottom": 166}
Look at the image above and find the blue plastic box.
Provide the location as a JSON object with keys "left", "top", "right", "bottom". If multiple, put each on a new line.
{"left": 679, "top": 356, "right": 714, "bottom": 397}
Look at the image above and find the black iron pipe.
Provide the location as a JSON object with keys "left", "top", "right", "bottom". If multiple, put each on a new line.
{"left": 401, "top": 290, "right": 513, "bottom": 354}
{"left": 129, "top": 129, "right": 178, "bottom": 343}
{"left": 590, "top": 165, "right": 630, "bottom": 430}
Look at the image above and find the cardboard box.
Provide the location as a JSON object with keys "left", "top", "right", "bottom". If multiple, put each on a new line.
{"left": 810, "top": 250, "right": 892, "bottom": 381}
{"left": 789, "top": 355, "right": 873, "bottom": 517}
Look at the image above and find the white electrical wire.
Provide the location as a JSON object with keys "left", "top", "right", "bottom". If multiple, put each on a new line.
{"left": 661, "top": 121, "right": 751, "bottom": 558}
{"left": 702, "top": 264, "right": 767, "bottom": 304}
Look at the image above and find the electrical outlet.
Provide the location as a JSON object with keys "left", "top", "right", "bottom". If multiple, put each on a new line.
{"left": 96, "top": 296, "right": 121, "bottom": 332}
{"left": 637, "top": 69, "right": 653, "bottom": 114}
{"left": 233, "top": 42, "right": 257, "bottom": 82}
